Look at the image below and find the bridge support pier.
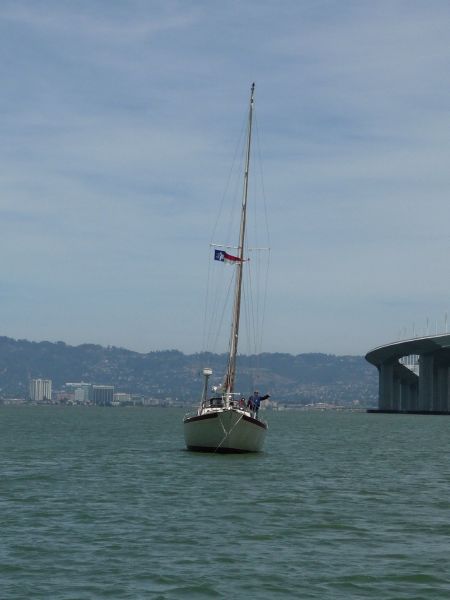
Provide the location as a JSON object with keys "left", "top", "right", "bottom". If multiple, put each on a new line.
{"left": 378, "top": 362, "right": 418, "bottom": 412}
{"left": 379, "top": 363, "right": 394, "bottom": 410}
{"left": 400, "top": 381, "right": 415, "bottom": 411}
{"left": 366, "top": 335, "right": 450, "bottom": 414}
{"left": 419, "top": 354, "right": 434, "bottom": 411}
{"left": 435, "top": 366, "right": 447, "bottom": 411}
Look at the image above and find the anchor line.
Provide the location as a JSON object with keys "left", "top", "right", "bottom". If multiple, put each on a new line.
{"left": 214, "top": 411, "right": 244, "bottom": 453}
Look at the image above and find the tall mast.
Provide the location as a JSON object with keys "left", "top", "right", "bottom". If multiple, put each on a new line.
{"left": 225, "top": 82, "right": 255, "bottom": 395}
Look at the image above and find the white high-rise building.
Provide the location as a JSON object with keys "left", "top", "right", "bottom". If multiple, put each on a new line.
{"left": 29, "top": 378, "right": 52, "bottom": 402}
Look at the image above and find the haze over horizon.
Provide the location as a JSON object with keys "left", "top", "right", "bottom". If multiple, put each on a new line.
{"left": 2, "top": 1, "right": 450, "bottom": 356}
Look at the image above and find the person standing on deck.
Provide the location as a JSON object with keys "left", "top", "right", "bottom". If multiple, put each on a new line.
{"left": 249, "top": 391, "right": 270, "bottom": 418}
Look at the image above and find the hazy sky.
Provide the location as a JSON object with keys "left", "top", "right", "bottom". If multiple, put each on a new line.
{"left": 1, "top": 1, "right": 450, "bottom": 355}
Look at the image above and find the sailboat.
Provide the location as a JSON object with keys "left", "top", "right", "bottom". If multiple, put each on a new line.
{"left": 183, "top": 83, "right": 269, "bottom": 453}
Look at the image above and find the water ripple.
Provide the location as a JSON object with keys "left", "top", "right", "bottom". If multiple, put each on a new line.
{"left": 2, "top": 408, "right": 450, "bottom": 598}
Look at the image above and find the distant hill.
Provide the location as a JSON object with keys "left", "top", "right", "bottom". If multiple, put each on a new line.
{"left": 0, "top": 336, "right": 377, "bottom": 406}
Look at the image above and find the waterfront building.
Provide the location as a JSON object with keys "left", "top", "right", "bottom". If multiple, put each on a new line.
{"left": 113, "top": 393, "right": 131, "bottom": 405}
{"left": 92, "top": 385, "right": 114, "bottom": 406}
{"left": 66, "top": 382, "right": 92, "bottom": 404}
{"left": 29, "top": 378, "right": 52, "bottom": 402}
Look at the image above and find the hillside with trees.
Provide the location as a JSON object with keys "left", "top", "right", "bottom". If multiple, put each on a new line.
{"left": 0, "top": 336, "right": 377, "bottom": 407}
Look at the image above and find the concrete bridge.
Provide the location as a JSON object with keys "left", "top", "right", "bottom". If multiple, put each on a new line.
{"left": 365, "top": 334, "right": 450, "bottom": 413}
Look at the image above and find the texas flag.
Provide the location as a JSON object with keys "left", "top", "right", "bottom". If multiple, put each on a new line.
{"left": 214, "top": 249, "right": 243, "bottom": 263}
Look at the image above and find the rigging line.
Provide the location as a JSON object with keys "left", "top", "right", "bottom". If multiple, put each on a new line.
{"left": 254, "top": 244, "right": 262, "bottom": 355}
{"left": 253, "top": 114, "right": 271, "bottom": 367}
{"left": 258, "top": 248, "right": 271, "bottom": 356}
{"left": 251, "top": 250, "right": 262, "bottom": 350}
{"left": 254, "top": 113, "right": 271, "bottom": 249}
{"left": 227, "top": 143, "right": 246, "bottom": 245}
{"left": 246, "top": 262, "right": 255, "bottom": 349}
{"left": 209, "top": 113, "right": 247, "bottom": 247}
{"left": 245, "top": 278, "right": 256, "bottom": 354}
{"left": 207, "top": 256, "right": 237, "bottom": 353}
{"left": 242, "top": 267, "right": 259, "bottom": 392}
{"left": 205, "top": 268, "right": 223, "bottom": 353}
{"left": 249, "top": 249, "right": 260, "bottom": 377}
{"left": 251, "top": 252, "right": 264, "bottom": 360}
{"left": 247, "top": 180, "right": 265, "bottom": 369}
{"left": 246, "top": 260, "right": 258, "bottom": 356}
{"left": 201, "top": 248, "right": 214, "bottom": 355}
{"left": 209, "top": 269, "right": 235, "bottom": 355}
{"left": 248, "top": 263, "right": 262, "bottom": 386}
{"left": 204, "top": 260, "right": 219, "bottom": 352}
{"left": 241, "top": 282, "right": 255, "bottom": 377}
{"left": 245, "top": 250, "right": 270, "bottom": 385}
{"left": 214, "top": 278, "right": 234, "bottom": 354}
{"left": 255, "top": 251, "right": 261, "bottom": 358}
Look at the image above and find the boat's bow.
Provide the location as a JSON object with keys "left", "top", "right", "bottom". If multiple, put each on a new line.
{"left": 184, "top": 406, "right": 267, "bottom": 453}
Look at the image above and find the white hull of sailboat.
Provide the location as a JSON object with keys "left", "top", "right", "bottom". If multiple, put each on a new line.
{"left": 183, "top": 408, "right": 267, "bottom": 453}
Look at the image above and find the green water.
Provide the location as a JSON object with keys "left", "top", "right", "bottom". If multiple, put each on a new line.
{"left": 1, "top": 407, "right": 450, "bottom": 598}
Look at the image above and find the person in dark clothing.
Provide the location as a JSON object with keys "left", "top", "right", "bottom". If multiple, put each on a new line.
{"left": 248, "top": 390, "right": 270, "bottom": 418}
